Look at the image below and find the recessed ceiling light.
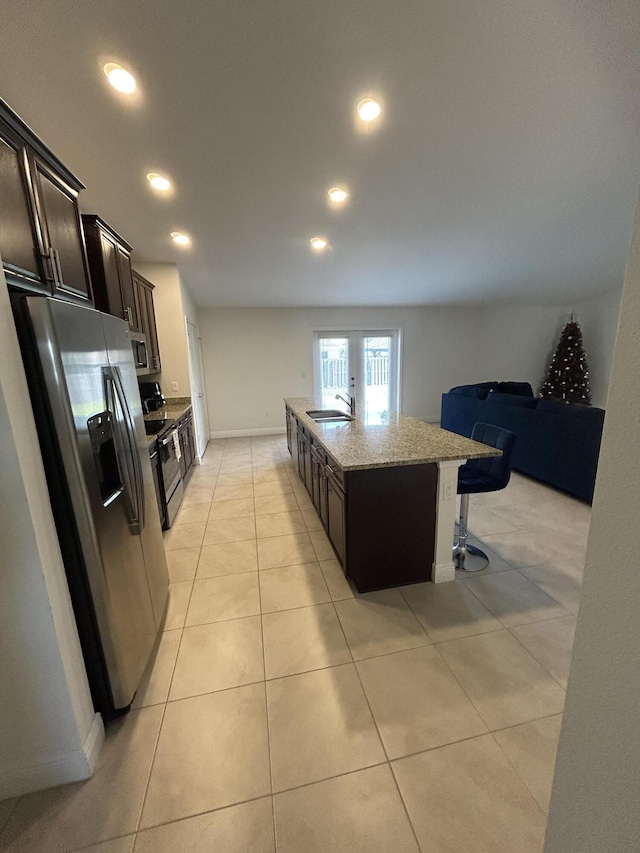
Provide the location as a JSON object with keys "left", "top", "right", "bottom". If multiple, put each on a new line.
{"left": 356, "top": 98, "right": 382, "bottom": 122}
{"left": 328, "top": 186, "right": 349, "bottom": 204}
{"left": 104, "top": 63, "right": 137, "bottom": 94}
{"left": 147, "top": 172, "right": 172, "bottom": 192}
{"left": 171, "top": 231, "right": 190, "bottom": 246}
{"left": 310, "top": 237, "right": 328, "bottom": 251}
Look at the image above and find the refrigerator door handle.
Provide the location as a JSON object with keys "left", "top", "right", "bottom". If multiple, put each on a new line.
{"left": 105, "top": 366, "right": 145, "bottom": 534}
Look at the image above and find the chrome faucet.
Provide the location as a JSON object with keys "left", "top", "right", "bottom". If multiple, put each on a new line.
{"left": 335, "top": 392, "right": 356, "bottom": 418}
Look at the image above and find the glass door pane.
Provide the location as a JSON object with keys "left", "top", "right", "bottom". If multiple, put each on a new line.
{"left": 318, "top": 336, "right": 350, "bottom": 410}
{"left": 363, "top": 335, "right": 391, "bottom": 424}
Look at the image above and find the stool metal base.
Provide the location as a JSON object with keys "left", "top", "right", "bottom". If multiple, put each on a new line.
{"left": 453, "top": 492, "right": 490, "bottom": 572}
{"left": 453, "top": 542, "right": 489, "bottom": 572}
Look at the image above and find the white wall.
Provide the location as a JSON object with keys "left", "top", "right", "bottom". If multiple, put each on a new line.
{"left": 134, "top": 262, "right": 195, "bottom": 399}
{"left": 544, "top": 194, "right": 640, "bottom": 850}
{"left": 0, "top": 270, "right": 102, "bottom": 798}
{"left": 197, "top": 298, "right": 621, "bottom": 435}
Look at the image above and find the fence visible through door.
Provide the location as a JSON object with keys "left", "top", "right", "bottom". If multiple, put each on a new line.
{"left": 313, "top": 330, "right": 400, "bottom": 425}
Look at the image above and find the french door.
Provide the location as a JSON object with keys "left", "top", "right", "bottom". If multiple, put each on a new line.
{"left": 313, "top": 330, "right": 400, "bottom": 425}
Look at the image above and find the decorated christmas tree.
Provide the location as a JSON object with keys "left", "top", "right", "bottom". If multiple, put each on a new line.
{"left": 539, "top": 317, "right": 591, "bottom": 404}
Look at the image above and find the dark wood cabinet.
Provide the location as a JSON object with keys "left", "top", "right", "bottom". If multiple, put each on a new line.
{"left": 297, "top": 426, "right": 312, "bottom": 496}
{"left": 284, "top": 403, "right": 437, "bottom": 592}
{"left": 149, "top": 442, "right": 166, "bottom": 528}
{"left": 310, "top": 444, "right": 326, "bottom": 520}
{"left": 177, "top": 409, "right": 196, "bottom": 483}
{"left": 0, "top": 133, "right": 41, "bottom": 288}
{"left": 0, "top": 100, "right": 93, "bottom": 302}
{"left": 132, "top": 271, "right": 162, "bottom": 372}
{"left": 82, "top": 215, "right": 137, "bottom": 328}
{"left": 326, "top": 465, "right": 346, "bottom": 564}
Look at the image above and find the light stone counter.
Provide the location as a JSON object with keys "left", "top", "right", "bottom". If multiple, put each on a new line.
{"left": 284, "top": 397, "right": 497, "bottom": 471}
{"left": 285, "top": 397, "right": 500, "bottom": 584}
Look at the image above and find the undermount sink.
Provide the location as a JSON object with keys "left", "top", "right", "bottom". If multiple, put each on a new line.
{"left": 306, "top": 409, "right": 354, "bottom": 423}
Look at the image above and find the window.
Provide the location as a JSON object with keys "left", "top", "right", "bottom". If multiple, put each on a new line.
{"left": 313, "top": 329, "right": 401, "bottom": 424}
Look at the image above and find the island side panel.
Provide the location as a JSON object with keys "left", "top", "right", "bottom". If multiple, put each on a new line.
{"left": 345, "top": 463, "right": 437, "bottom": 592}
{"left": 433, "top": 459, "right": 465, "bottom": 583}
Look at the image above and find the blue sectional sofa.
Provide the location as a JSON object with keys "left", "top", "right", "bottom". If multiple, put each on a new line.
{"left": 440, "top": 382, "right": 605, "bottom": 502}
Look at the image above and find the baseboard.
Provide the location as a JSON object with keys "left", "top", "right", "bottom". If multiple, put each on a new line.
{"left": 210, "top": 427, "right": 287, "bottom": 439}
{"left": 0, "top": 712, "right": 104, "bottom": 799}
{"left": 83, "top": 712, "right": 105, "bottom": 775}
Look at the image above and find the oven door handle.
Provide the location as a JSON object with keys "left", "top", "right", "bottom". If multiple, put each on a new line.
{"left": 105, "top": 366, "right": 145, "bottom": 534}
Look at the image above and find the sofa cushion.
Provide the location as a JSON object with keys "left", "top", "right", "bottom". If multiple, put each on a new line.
{"left": 537, "top": 398, "right": 605, "bottom": 422}
{"left": 498, "top": 381, "right": 534, "bottom": 397}
{"left": 486, "top": 391, "right": 539, "bottom": 409}
{"left": 448, "top": 382, "right": 499, "bottom": 399}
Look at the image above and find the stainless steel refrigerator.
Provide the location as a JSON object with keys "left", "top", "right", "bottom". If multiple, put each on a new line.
{"left": 12, "top": 295, "right": 169, "bottom": 718}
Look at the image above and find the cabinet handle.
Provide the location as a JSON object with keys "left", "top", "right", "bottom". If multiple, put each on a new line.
{"left": 53, "top": 248, "right": 64, "bottom": 286}
{"left": 124, "top": 306, "right": 133, "bottom": 326}
{"left": 41, "top": 248, "right": 57, "bottom": 284}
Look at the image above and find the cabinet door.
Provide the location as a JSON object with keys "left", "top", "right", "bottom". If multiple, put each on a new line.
{"left": 285, "top": 408, "right": 293, "bottom": 455}
{"left": 298, "top": 430, "right": 311, "bottom": 492}
{"left": 31, "top": 154, "right": 92, "bottom": 301}
{"left": 149, "top": 447, "right": 166, "bottom": 528}
{"left": 99, "top": 232, "right": 125, "bottom": 319}
{"left": 311, "top": 447, "right": 326, "bottom": 516}
{"left": 117, "top": 247, "right": 138, "bottom": 330}
{"left": 290, "top": 414, "right": 299, "bottom": 470}
{"left": 133, "top": 276, "right": 148, "bottom": 338}
{"left": 143, "top": 284, "right": 161, "bottom": 371}
{"left": 178, "top": 425, "right": 188, "bottom": 479}
{"left": 326, "top": 472, "right": 345, "bottom": 563}
{"left": 0, "top": 131, "right": 44, "bottom": 290}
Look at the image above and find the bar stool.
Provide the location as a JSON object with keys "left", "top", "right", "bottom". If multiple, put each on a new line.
{"left": 453, "top": 422, "right": 517, "bottom": 572}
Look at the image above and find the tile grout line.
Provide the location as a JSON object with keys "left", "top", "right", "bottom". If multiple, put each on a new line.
{"left": 250, "top": 438, "right": 278, "bottom": 853}
{"left": 505, "top": 622, "right": 571, "bottom": 692}
{"left": 348, "top": 645, "right": 424, "bottom": 852}
{"left": 134, "top": 464, "right": 216, "bottom": 838}
{"left": 487, "top": 728, "right": 550, "bottom": 818}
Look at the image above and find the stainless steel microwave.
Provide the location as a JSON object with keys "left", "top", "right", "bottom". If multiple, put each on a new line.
{"left": 130, "top": 331, "right": 149, "bottom": 373}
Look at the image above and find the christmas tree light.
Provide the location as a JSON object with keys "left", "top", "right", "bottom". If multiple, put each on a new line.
{"left": 539, "top": 317, "right": 591, "bottom": 404}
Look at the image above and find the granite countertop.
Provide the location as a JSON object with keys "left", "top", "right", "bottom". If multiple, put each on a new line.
{"left": 143, "top": 398, "right": 192, "bottom": 423}
{"left": 284, "top": 397, "right": 499, "bottom": 471}
{"left": 143, "top": 398, "right": 192, "bottom": 447}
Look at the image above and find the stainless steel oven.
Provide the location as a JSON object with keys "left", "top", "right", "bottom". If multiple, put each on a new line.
{"left": 157, "top": 424, "right": 184, "bottom": 527}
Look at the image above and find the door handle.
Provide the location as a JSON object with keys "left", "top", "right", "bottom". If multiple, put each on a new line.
{"left": 106, "top": 366, "right": 145, "bottom": 534}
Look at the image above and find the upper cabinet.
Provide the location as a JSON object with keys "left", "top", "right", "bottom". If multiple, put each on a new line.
{"left": 0, "top": 100, "right": 93, "bottom": 302}
{"left": 82, "top": 215, "right": 139, "bottom": 330}
{"left": 132, "top": 270, "right": 162, "bottom": 372}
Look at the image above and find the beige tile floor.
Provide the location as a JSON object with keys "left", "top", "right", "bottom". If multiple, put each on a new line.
{"left": 0, "top": 436, "right": 590, "bottom": 852}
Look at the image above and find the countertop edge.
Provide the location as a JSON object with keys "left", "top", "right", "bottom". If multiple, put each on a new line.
{"left": 284, "top": 397, "right": 499, "bottom": 471}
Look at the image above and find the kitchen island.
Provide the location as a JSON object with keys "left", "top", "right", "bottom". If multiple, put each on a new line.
{"left": 284, "top": 398, "right": 497, "bottom": 590}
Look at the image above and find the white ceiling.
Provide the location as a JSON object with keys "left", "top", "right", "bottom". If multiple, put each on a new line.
{"left": 1, "top": 0, "right": 639, "bottom": 308}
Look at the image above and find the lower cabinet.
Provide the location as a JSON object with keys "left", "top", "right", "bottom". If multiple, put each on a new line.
{"left": 177, "top": 409, "right": 196, "bottom": 483}
{"left": 285, "top": 403, "right": 437, "bottom": 592}
{"left": 148, "top": 441, "right": 166, "bottom": 528}
{"left": 297, "top": 426, "right": 312, "bottom": 496}
{"left": 326, "top": 466, "right": 346, "bottom": 564}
